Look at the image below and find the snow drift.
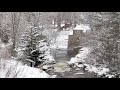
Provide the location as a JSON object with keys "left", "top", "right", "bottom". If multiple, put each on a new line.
{"left": 0, "top": 59, "right": 51, "bottom": 78}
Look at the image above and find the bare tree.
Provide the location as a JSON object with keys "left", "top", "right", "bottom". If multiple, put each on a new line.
{"left": 11, "top": 12, "right": 21, "bottom": 50}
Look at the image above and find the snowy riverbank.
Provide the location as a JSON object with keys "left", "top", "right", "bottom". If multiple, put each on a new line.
{"left": 0, "top": 59, "right": 52, "bottom": 78}
{"left": 68, "top": 47, "right": 115, "bottom": 78}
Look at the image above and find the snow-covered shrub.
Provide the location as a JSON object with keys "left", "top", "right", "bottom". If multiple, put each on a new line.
{"left": 68, "top": 47, "right": 91, "bottom": 67}
{"left": 68, "top": 47, "right": 111, "bottom": 78}
{"left": 82, "top": 63, "right": 111, "bottom": 78}
{"left": 16, "top": 26, "right": 43, "bottom": 65}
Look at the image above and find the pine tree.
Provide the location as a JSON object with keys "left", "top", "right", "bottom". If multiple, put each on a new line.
{"left": 18, "top": 26, "right": 55, "bottom": 68}
{"left": 35, "top": 39, "right": 55, "bottom": 67}
{"left": 18, "top": 26, "right": 41, "bottom": 66}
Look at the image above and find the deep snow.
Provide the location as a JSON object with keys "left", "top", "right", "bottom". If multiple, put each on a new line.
{"left": 0, "top": 59, "right": 51, "bottom": 78}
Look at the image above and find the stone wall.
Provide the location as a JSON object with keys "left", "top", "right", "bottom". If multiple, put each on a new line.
{"left": 67, "top": 30, "right": 84, "bottom": 56}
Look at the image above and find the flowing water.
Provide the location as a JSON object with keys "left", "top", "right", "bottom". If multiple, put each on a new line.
{"left": 50, "top": 30, "right": 78, "bottom": 73}
{"left": 51, "top": 48, "right": 71, "bottom": 73}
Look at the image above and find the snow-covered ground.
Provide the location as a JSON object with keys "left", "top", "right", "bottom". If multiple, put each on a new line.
{"left": 0, "top": 40, "right": 56, "bottom": 78}
{"left": 50, "top": 31, "right": 71, "bottom": 49}
{"left": 0, "top": 59, "right": 52, "bottom": 78}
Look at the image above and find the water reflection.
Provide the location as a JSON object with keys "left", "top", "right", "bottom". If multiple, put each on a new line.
{"left": 51, "top": 47, "right": 82, "bottom": 61}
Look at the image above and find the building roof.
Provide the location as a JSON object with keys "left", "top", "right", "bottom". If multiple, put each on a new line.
{"left": 69, "top": 24, "right": 90, "bottom": 35}
{"left": 73, "top": 24, "right": 90, "bottom": 31}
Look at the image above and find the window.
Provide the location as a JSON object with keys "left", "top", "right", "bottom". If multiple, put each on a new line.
{"left": 77, "top": 38, "right": 79, "bottom": 41}
{"left": 76, "top": 30, "right": 78, "bottom": 34}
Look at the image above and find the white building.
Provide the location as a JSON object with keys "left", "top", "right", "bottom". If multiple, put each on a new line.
{"left": 69, "top": 24, "right": 91, "bottom": 35}
{"left": 67, "top": 24, "right": 91, "bottom": 56}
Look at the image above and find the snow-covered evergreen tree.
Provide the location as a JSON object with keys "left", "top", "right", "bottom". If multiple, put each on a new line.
{"left": 17, "top": 26, "right": 55, "bottom": 69}
{"left": 17, "top": 26, "right": 41, "bottom": 66}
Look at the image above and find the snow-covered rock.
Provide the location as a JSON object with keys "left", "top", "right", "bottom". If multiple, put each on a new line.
{"left": 68, "top": 47, "right": 91, "bottom": 66}
{"left": 90, "top": 66, "right": 99, "bottom": 73}
{"left": 76, "top": 64, "right": 84, "bottom": 68}
{"left": 41, "top": 64, "right": 54, "bottom": 71}
{"left": 44, "top": 55, "right": 55, "bottom": 64}
{"left": 83, "top": 63, "right": 110, "bottom": 77}
{"left": 75, "top": 72, "right": 84, "bottom": 75}
{"left": 50, "top": 75, "right": 57, "bottom": 78}
{"left": 68, "top": 57, "right": 78, "bottom": 65}
{"left": 97, "top": 67, "right": 110, "bottom": 76}
{"left": 105, "top": 74, "right": 115, "bottom": 78}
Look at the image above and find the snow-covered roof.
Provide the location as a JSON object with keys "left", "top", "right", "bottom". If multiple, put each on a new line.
{"left": 61, "top": 24, "right": 65, "bottom": 27}
{"left": 69, "top": 31, "right": 73, "bottom": 35}
{"left": 69, "top": 24, "right": 90, "bottom": 35}
{"left": 73, "top": 24, "right": 90, "bottom": 32}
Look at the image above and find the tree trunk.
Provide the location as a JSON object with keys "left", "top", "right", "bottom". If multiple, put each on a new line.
{"left": 53, "top": 18, "right": 56, "bottom": 26}
{"left": 57, "top": 22, "right": 61, "bottom": 30}
{"left": 11, "top": 12, "right": 21, "bottom": 50}
{"left": 74, "top": 21, "right": 77, "bottom": 28}
{"left": 30, "top": 62, "right": 33, "bottom": 67}
{"left": 57, "top": 12, "right": 62, "bottom": 31}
